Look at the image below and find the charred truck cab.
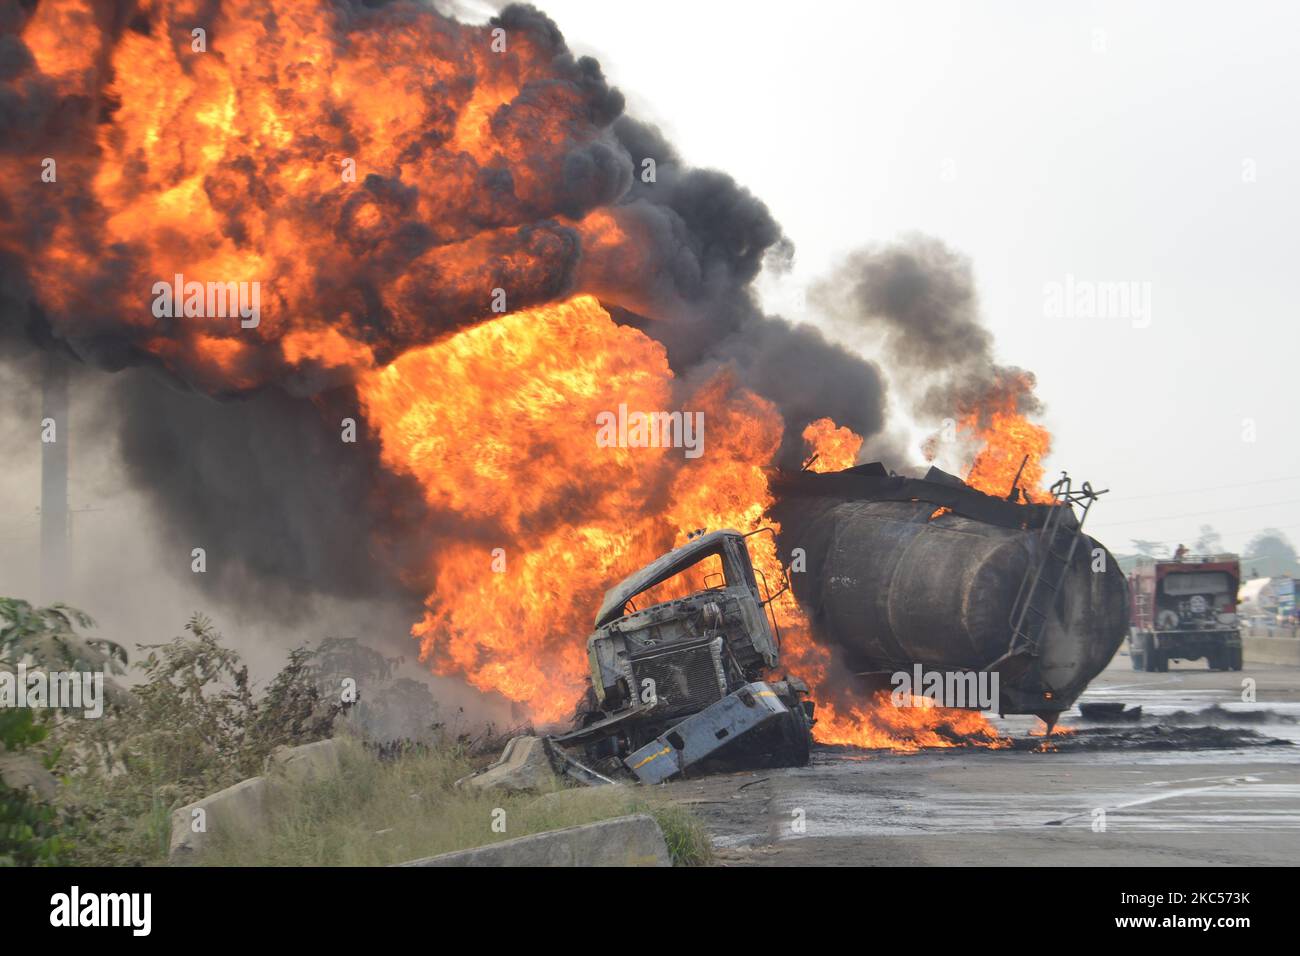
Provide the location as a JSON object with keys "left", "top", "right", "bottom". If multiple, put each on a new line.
{"left": 556, "top": 529, "right": 815, "bottom": 783}
{"left": 1128, "top": 555, "right": 1243, "bottom": 671}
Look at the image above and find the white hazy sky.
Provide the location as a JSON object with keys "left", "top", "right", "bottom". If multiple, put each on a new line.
{"left": 461, "top": 0, "right": 1300, "bottom": 555}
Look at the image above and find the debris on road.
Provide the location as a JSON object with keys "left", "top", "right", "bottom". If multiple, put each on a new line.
{"left": 1078, "top": 702, "right": 1143, "bottom": 721}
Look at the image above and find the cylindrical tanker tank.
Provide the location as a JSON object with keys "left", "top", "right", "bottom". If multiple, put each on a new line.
{"left": 772, "top": 465, "right": 1130, "bottom": 718}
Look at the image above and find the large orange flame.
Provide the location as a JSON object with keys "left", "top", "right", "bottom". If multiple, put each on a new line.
{"left": 801, "top": 417, "right": 862, "bottom": 472}
{"left": 356, "top": 295, "right": 784, "bottom": 722}
{"left": 958, "top": 371, "right": 1052, "bottom": 502}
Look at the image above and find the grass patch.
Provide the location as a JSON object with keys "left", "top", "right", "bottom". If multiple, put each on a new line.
{"left": 195, "top": 738, "right": 713, "bottom": 867}
{"left": 640, "top": 803, "right": 714, "bottom": 867}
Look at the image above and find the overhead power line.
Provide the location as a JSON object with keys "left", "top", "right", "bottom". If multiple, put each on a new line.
{"left": 1091, "top": 497, "right": 1300, "bottom": 528}
{"left": 1103, "top": 474, "right": 1300, "bottom": 503}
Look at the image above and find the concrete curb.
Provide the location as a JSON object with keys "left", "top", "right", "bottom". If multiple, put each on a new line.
{"left": 1243, "top": 636, "right": 1300, "bottom": 667}
{"left": 396, "top": 813, "right": 671, "bottom": 867}
{"left": 455, "top": 735, "right": 561, "bottom": 793}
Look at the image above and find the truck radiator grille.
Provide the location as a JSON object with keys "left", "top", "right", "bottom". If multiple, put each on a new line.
{"left": 630, "top": 640, "right": 725, "bottom": 716}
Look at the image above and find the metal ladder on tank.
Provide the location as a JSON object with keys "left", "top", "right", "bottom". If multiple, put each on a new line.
{"left": 1007, "top": 473, "right": 1107, "bottom": 657}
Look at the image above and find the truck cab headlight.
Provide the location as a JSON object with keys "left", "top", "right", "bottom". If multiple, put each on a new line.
{"left": 1217, "top": 612, "right": 1237, "bottom": 625}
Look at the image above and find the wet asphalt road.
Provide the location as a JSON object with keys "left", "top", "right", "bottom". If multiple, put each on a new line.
{"left": 661, "top": 655, "right": 1300, "bottom": 866}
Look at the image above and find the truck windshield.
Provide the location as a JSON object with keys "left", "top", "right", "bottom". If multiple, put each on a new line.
{"left": 623, "top": 551, "right": 727, "bottom": 614}
{"left": 1164, "top": 572, "right": 1232, "bottom": 596}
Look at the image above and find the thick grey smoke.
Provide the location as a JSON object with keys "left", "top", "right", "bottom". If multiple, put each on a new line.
{"left": 810, "top": 234, "right": 1041, "bottom": 425}
{"left": 814, "top": 235, "right": 990, "bottom": 370}
{"left": 104, "top": 370, "right": 433, "bottom": 612}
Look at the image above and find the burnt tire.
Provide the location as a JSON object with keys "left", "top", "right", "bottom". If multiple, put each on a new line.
{"left": 1138, "top": 634, "right": 1156, "bottom": 672}
{"left": 1133, "top": 633, "right": 1157, "bottom": 672}
{"left": 772, "top": 698, "right": 813, "bottom": 768}
{"left": 1131, "top": 638, "right": 1146, "bottom": 672}
{"left": 1229, "top": 646, "right": 1244, "bottom": 671}
{"left": 1152, "top": 648, "right": 1168, "bottom": 672}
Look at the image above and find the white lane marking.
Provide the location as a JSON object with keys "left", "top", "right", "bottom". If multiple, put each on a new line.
{"left": 1143, "top": 774, "right": 1263, "bottom": 787}
{"left": 1047, "top": 773, "right": 1276, "bottom": 825}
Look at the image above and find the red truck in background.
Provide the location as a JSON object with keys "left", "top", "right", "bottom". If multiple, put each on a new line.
{"left": 1128, "top": 554, "right": 1243, "bottom": 672}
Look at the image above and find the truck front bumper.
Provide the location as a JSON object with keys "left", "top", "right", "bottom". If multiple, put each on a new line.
{"left": 1151, "top": 629, "right": 1242, "bottom": 652}
{"left": 623, "top": 681, "right": 789, "bottom": 785}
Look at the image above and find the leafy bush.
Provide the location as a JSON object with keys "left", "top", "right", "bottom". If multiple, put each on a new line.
{"left": 61, "top": 614, "right": 344, "bottom": 864}
{"left": 305, "top": 638, "right": 440, "bottom": 743}
{"left": 0, "top": 708, "right": 65, "bottom": 865}
{"left": 1, "top": 598, "right": 126, "bottom": 866}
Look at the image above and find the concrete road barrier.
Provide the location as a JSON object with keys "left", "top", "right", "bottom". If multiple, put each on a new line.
{"left": 397, "top": 814, "right": 671, "bottom": 867}
{"left": 455, "top": 735, "right": 561, "bottom": 793}
{"left": 266, "top": 738, "right": 343, "bottom": 786}
{"left": 1243, "top": 636, "right": 1300, "bottom": 667}
{"left": 169, "top": 738, "right": 345, "bottom": 863}
{"left": 169, "top": 775, "right": 271, "bottom": 862}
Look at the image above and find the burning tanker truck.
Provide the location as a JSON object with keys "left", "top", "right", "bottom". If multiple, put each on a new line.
{"left": 770, "top": 463, "right": 1130, "bottom": 726}
{"left": 534, "top": 461, "right": 1130, "bottom": 785}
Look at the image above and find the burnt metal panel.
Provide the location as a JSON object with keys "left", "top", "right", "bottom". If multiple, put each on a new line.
{"left": 595, "top": 530, "right": 740, "bottom": 628}
{"left": 623, "top": 681, "right": 788, "bottom": 785}
{"left": 769, "top": 466, "right": 1065, "bottom": 531}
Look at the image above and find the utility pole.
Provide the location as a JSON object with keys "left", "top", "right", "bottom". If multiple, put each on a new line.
{"left": 40, "top": 351, "right": 69, "bottom": 604}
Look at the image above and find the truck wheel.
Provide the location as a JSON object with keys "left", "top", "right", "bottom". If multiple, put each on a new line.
{"left": 1206, "top": 649, "right": 1223, "bottom": 671}
{"left": 1141, "top": 636, "right": 1159, "bottom": 673}
{"left": 1230, "top": 646, "right": 1244, "bottom": 671}
{"left": 773, "top": 696, "right": 812, "bottom": 768}
{"left": 1153, "top": 649, "right": 1168, "bottom": 673}
{"left": 1132, "top": 633, "right": 1149, "bottom": 671}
